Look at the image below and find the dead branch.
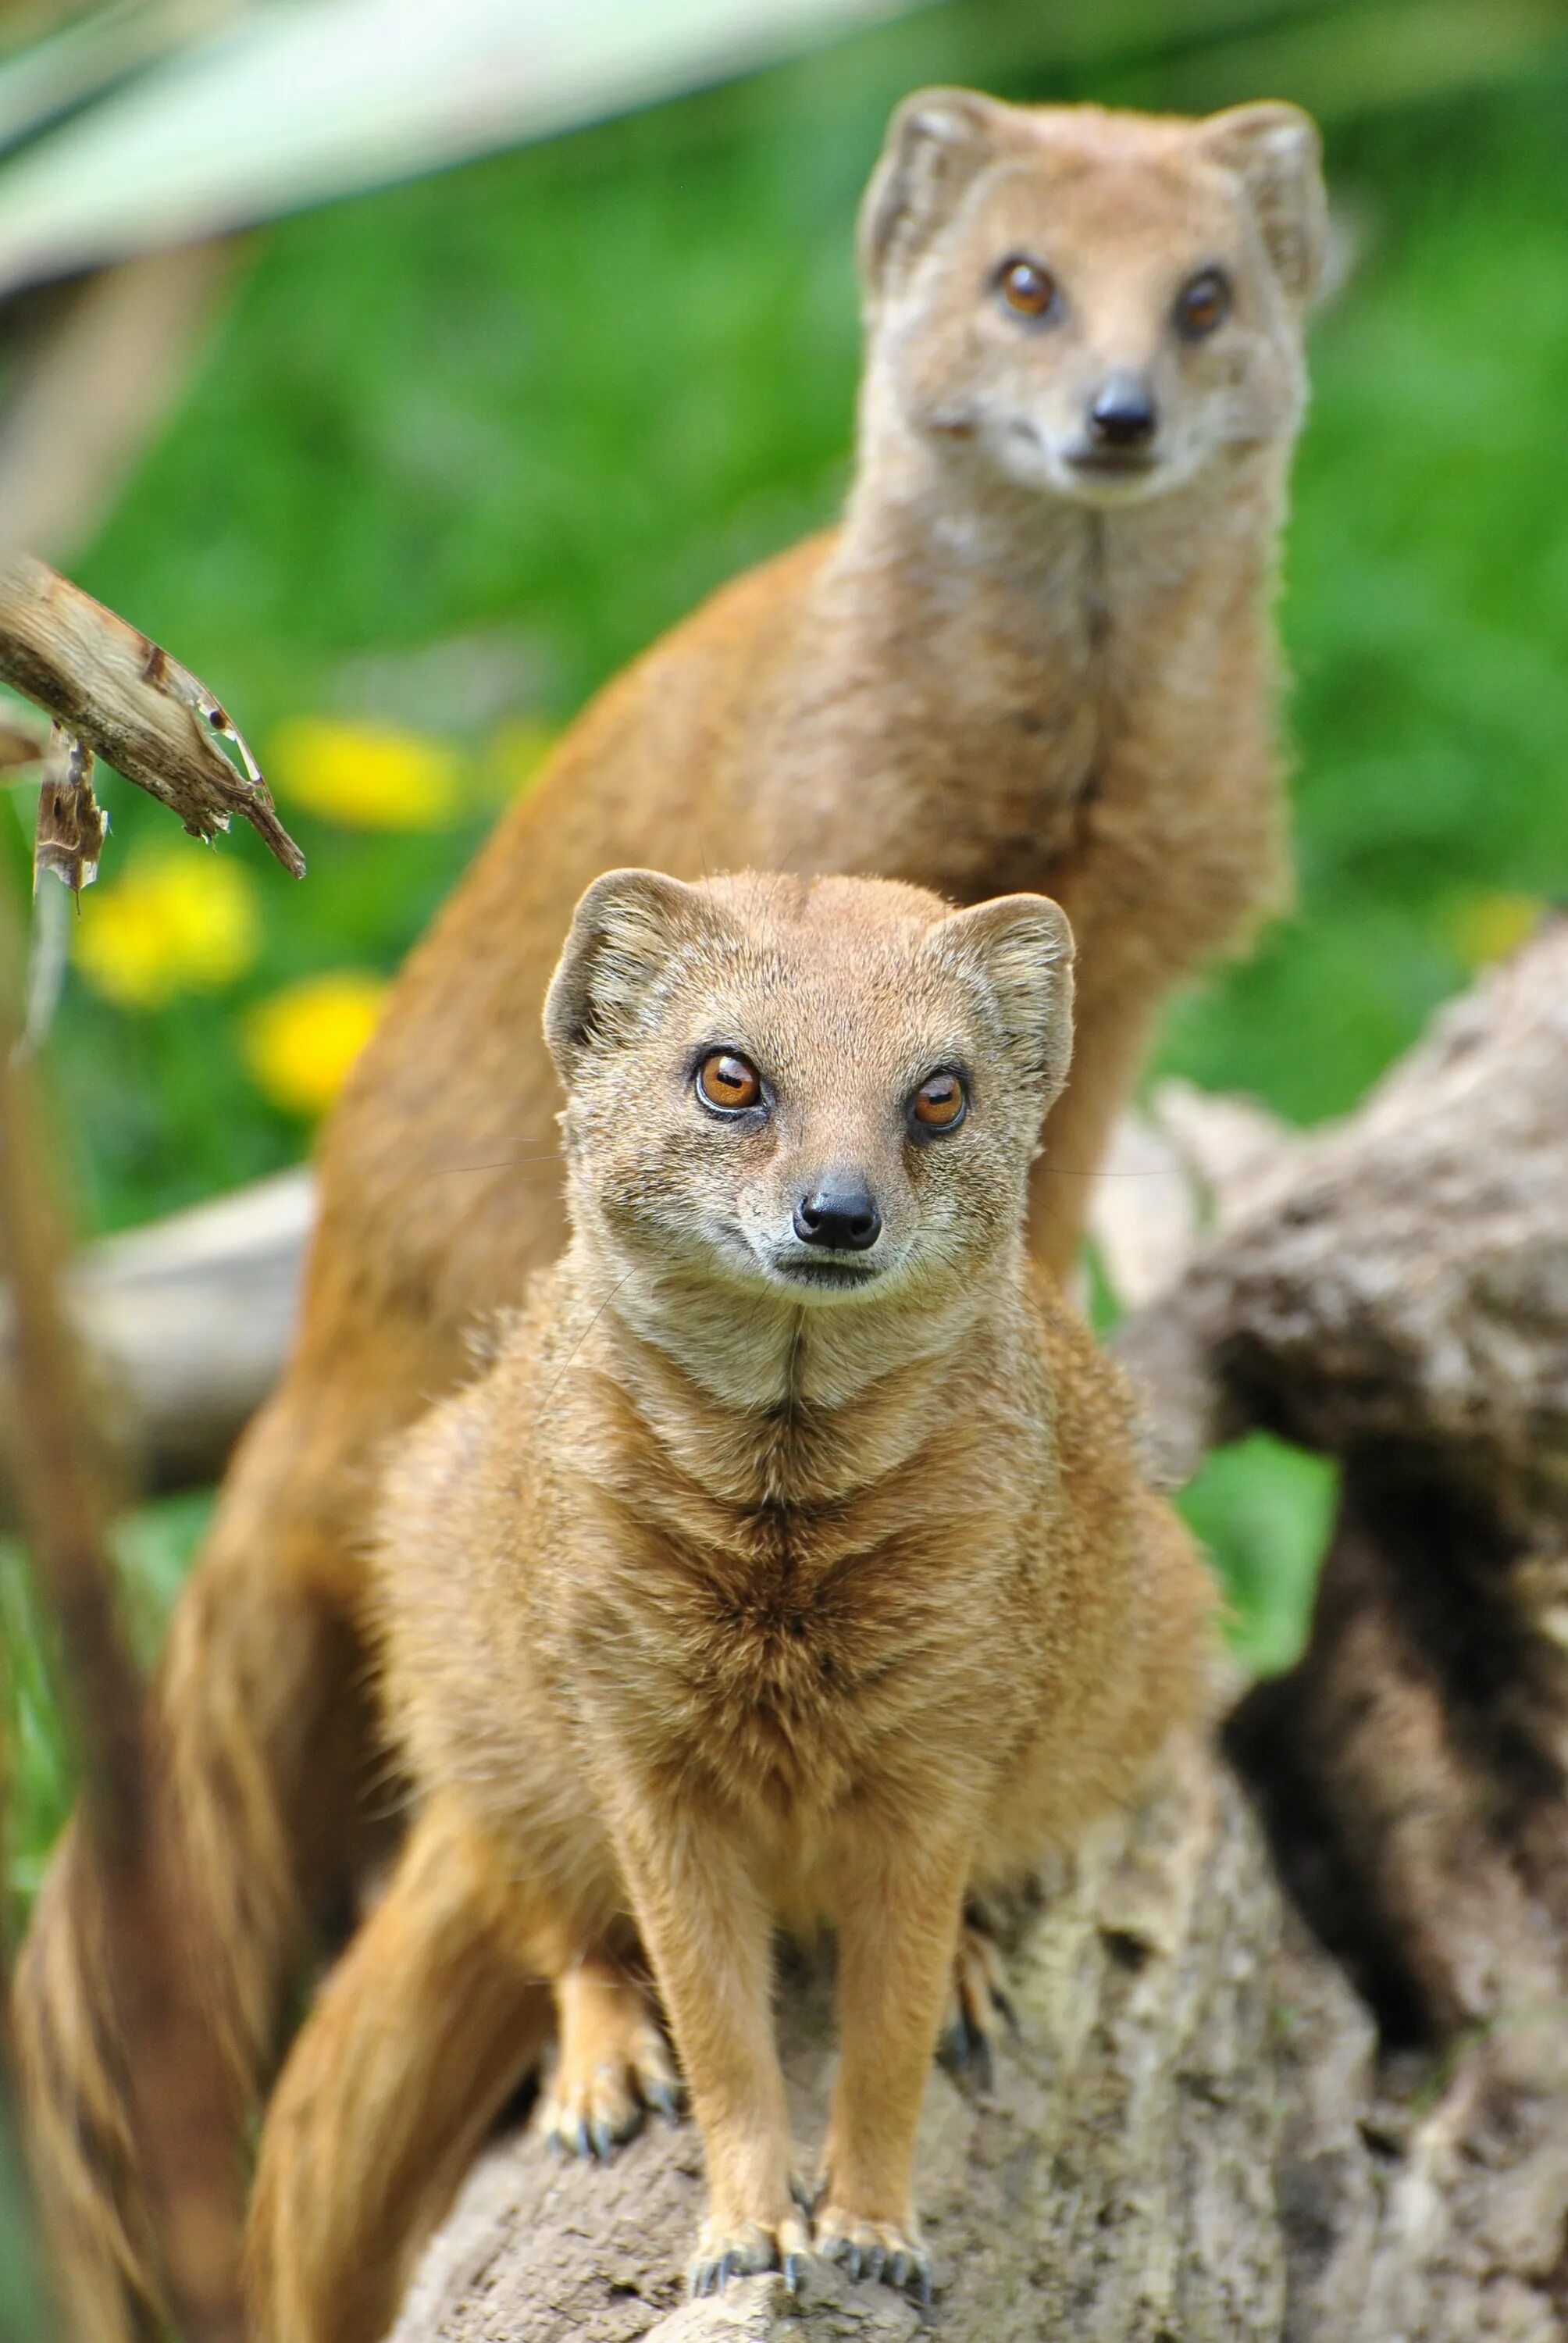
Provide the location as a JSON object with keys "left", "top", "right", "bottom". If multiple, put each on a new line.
{"left": 1116, "top": 918, "right": 1568, "bottom": 1514}
{"left": 31, "top": 723, "right": 105, "bottom": 896}
{"left": 0, "top": 554, "right": 304, "bottom": 877}
{"left": 0, "top": 245, "right": 236, "bottom": 568}
{"left": 1115, "top": 917, "right": 1568, "bottom": 2053}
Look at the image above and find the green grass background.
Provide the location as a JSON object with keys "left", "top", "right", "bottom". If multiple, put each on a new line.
{"left": 4, "top": 0, "right": 1567, "bottom": 1925}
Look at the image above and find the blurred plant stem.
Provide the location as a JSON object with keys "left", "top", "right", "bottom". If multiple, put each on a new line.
{"left": 0, "top": 1552, "right": 49, "bottom": 2343}
{"left": 0, "top": 883, "right": 245, "bottom": 2341}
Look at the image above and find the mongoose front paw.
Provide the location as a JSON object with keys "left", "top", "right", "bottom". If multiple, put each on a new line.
{"left": 540, "top": 2014, "right": 683, "bottom": 2160}
{"left": 687, "top": 2209, "right": 811, "bottom": 2297}
{"left": 814, "top": 2205, "right": 933, "bottom": 2306}
{"left": 939, "top": 1918, "right": 1017, "bottom": 2093}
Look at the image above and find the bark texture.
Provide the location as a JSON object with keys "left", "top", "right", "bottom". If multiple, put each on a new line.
{"left": 392, "top": 1739, "right": 1303, "bottom": 2343}
{"left": 1117, "top": 918, "right": 1568, "bottom": 2045}
{"left": 0, "top": 555, "right": 304, "bottom": 875}
{"left": 387, "top": 923, "right": 1568, "bottom": 2343}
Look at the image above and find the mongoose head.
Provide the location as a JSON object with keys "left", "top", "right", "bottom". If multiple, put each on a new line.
{"left": 857, "top": 89, "right": 1325, "bottom": 508}
{"left": 543, "top": 870, "right": 1073, "bottom": 1308}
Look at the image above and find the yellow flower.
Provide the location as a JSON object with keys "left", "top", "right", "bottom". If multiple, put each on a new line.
{"left": 270, "top": 717, "right": 464, "bottom": 829}
{"left": 243, "top": 973, "right": 390, "bottom": 1119}
{"left": 1445, "top": 890, "right": 1544, "bottom": 972}
{"left": 74, "top": 851, "right": 260, "bottom": 1009}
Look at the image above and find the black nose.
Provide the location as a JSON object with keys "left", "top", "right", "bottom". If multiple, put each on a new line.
{"left": 1088, "top": 373, "right": 1157, "bottom": 448}
{"left": 793, "top": 1177, "right": 882, "bottom": 1253}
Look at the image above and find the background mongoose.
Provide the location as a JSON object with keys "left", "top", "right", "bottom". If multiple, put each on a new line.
{"left": 245, "top": 868, "right": 1214, "bottom": 2343}
{"left": 15, "top": 88, "right": 1322, "bottom": 2337}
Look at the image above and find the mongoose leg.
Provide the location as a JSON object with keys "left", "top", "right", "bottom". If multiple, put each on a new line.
{"left": 540, "top": 1954, "right": 683, "bottom": 2159}
{"left": 246, "top": 1792, "right": 553, "bottom": 2343}
{"left": 815, "top": 1821, "right": 973, "bottom": 2299}
{"left": 939, "top": 1912, "right": 1017, "bottom": 2092}
{"left": 611, "top": 1807, "right": 809, "bottom": 2294}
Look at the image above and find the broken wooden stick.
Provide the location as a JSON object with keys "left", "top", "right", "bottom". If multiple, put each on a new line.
{"left": 0, "top": 555, "right": 304, "bottom": 878}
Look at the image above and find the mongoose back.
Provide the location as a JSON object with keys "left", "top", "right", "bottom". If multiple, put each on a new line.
{"left": 245, "top": 868, "right": 1214, "bottom": 2341}
{"left": 15, "top": 91, "right": 1323, "bottom": 2336}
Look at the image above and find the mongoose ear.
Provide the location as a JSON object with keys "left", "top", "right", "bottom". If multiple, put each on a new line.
{"left": 543, "top": 868, "right": 716, "bottom": 1086}
{"left": 930, "top": 893, "right": 1075, "bottom": 1104}
{"left": 1198, "top": 101, "right": 1327, "bottom": 305}
{"left": 858, "top": 86, "right": 1007, "bottom": 296}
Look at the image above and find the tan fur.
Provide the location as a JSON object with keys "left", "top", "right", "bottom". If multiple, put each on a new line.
{"left": 14, "top": 91, "right": 1320, "bottom": 2337}
{"left": 246, "top": 871, "right": 1215, "bottom": 2338}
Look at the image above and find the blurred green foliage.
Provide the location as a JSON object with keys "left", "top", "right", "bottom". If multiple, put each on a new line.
{"left": 3, "top": 2, "right": 1566, "bottom": 1920}
{"left": 0, "top": 2087, "right": 49, "bottom": 2343}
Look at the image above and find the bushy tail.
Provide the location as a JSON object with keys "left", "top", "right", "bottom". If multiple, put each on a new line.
{"left": 245, "top": 1794, "right": 556, "bottom": 2343}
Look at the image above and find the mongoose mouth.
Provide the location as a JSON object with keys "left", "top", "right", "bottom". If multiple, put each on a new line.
{"left": 769, "top": 1254, "right": 887, "bottom": 1295}
{"left": 1067, "top": 446, "right": 1160, "bottom": 477}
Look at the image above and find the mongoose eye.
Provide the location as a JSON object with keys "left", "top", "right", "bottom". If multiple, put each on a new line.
{"left": 696, "top": 1050, "right": 763, "bottom": 1114}
{"left": 997, "top": 257, "right": 1058, "bottom": 322}
{"left": 1174, "top": 267, "right": 1231, "bottom": 339}
{"left": 910, "top": 1071, "right": 967, "bottom": 1136}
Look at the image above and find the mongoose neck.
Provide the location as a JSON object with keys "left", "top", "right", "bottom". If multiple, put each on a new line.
{"left": 572, "top": 1236, "right": 1028, "bottom": 1516}
{"left": 841, "top": 368, "right": 1287, "bottom": 622}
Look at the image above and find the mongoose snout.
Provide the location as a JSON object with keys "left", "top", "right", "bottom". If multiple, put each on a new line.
{"left": 793, "top": 1175, "right": 882, "bottom": 1254}
{"left": 1082, "top": 369, "right": 1160, "bottom": 461}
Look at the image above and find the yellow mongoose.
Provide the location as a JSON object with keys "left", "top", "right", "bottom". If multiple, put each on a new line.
{"left": 245, "top": 868, "right": 1214, "bottom": 2341}
{"left": 16, "top": 92, "right": 1320, "bottom": 2338}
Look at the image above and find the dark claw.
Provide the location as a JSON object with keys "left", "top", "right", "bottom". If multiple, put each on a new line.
{"left": 847, "top": 2245, "right": 864, "bottom": 2281}
{"left": 993, "top": 1985, "right": 1019, "bottom": 2034}
{"left": 718, "top": 2250, "right": 743, "bottom": 2291}
{"left": 590, "top": 2117, "right": 615, "bottom": 2160}
{"left": 918, "top": 2256, "right": 935, "bottom": 2313}
{"left": 782, "top": 2252, "right": 805, "bottom": 2296}
{"left": 573, "top": 2116, "right": 592, "bottom": 2159}
{"left": 647, "top": 2078, "right": 683, "bottom": 2123}
{"left": 971, "top": 2029, "right": 996, "bottom": 2095}
{"left": 889, "top": 2251, "right": 911, "bottom": 2289}
{"left": 942, "top": 2018, "right": 969, "bottom": 2072}
{"left": 864, "top": 2245, "right": 886, "bottom": 2284}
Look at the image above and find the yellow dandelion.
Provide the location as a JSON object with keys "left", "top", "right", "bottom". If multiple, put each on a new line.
{"left": 270, "top": 716, "right": 464, "bottom": 829}
{"left": 243, "top": 973, "right": 390, "bottom": 1120}
{"left": 74, "top": 851, "right": 260, "bottom": 1010}
{"left": 1445, "top": 890, "right": 1545, "bottom": 972}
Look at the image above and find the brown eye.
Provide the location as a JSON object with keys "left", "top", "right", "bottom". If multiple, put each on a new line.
{"left": 1174, "top": 267, "right": 1231, "bottom": 339}
{"left": 998, "top": 257, "right": 1057, "bottom": 320}
{"left": 696, "top": 1050, "right": 762, "bottom": 1113}
{"left": 910, "top": 1071, "right": 967, "bottom": 1135}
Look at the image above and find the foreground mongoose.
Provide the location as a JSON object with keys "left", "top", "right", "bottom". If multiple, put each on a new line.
{"left": 245, "top": 869, "right": 1214, "bottom": 2341}
{"left": 15, "top": 90, "right": 1321, "bottom": 2337}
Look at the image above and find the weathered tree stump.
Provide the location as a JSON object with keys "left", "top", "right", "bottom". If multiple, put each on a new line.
{"left": 386, "top": 922, "right": 1568, "bottom": 2343}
